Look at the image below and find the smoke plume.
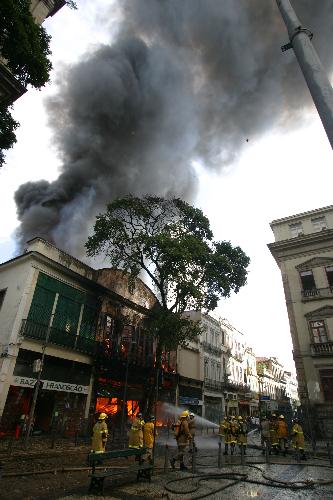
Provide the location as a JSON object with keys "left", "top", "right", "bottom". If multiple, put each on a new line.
{"left": 15, "top": 0, "right": 333, "bottom": 255}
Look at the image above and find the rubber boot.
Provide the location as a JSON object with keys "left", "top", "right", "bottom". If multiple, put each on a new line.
{"left": 223, "top": 444, "right": 228, "bottom": 455}
{"left": 180, "top": 462, "right": 188, "bottom": 470}
{"left": 231, "top": 444, "right": 234, "bottom": 456}
{"left": 169, "top": 458, "right": 176, "bottom": 470}
{"left": 244, "top": 447, "right": 246, "bottom": 455}
{"left": 300, "top": 451, "right": 307, "bottom": 461}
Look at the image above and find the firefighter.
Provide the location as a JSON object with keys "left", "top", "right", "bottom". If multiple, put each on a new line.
{"left": 277, "top": 415, "right": 289, "bottom": 456}
{"left": 91, "top": 412, "right": 108, "bottom": 453}
{"left": 170, "top": 410, "right": 192, "bottom": 470}
{"left": 229, "top": 416, "right": 238, "bottom": 455}
{"left": 237, "top": 416, "right": 248, "bottom": 455}
{"left": 269, "top": 413, "right": 279, "bottom": 454}
{"left": 129, "top": 412, "right": 145, "bottom": 449}
{"left": 188, "top": 412, "right": 197, "bottom": 452}
{"left": 143, "top": 416, "right": 156, "bottom": 464}
{"left": 219, "top": 416, "right": 229, "bottom": 453}
{"left": 260, "top": 415, "right": 270, "bottom": 454}
{"left": 292, "top": 418, "right": 306, "bottom": 460}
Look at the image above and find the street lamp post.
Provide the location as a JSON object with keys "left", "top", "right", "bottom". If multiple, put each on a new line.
{"left": 276, "top": 0, "right": 333, "bottom": 148}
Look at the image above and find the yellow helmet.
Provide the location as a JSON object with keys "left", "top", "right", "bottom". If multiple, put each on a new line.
{"left": 279, "top": 415, "right": 285, "bottom": 419}
{"left": 99, "top": 412, "right": 107, "bottom": 420}
{"left": 180, "top": 410, "right": 189, "bottom": 418}
{"left": 238, "top": 416, "right": 243, "bottom": 420}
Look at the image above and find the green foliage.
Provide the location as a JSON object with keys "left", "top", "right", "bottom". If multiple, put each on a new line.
{"left": 87, "top": 196, "right": 250, "bottom": 312}
{"left": 64, "top": 1, "right": 78, "bottom": 9}
{"left": 146, "top": 309, "right": 202, "bottom": 353}
{"left": 0, "top": 104, "right": 18, "bottom": 167}
{"left": 86, "top": 196, "right": 250, "bottom": 353}
{"left": 0, "top": 0, "right": 52, "bottom": 88}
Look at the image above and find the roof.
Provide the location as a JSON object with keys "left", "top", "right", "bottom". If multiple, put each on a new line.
{"left": 270, "top": 205, "right": 333, "bottom": 226}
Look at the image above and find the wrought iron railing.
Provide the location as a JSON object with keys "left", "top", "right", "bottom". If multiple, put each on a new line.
{"left": 302, "top": 287, "right": 333, "bottom": 300}
{"left": 204, "top": 378, "right": 223, "bottom": 392}
{"left": 20, "top": 319, "right": 97, "bottom": 355}
{"left": 201, "top": 341, "right": 223, "bottom": 356}
{"left": 311, "top": 342, "right": 333, "bottom": 355}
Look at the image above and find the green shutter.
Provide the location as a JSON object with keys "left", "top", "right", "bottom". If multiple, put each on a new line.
{"left": 28, "top": 272, "right": 98, "bottom": 339}
{"left": 52, "top": 295, "right": 81, "bottom": 335}
{"left": 80, "top": 305, "right": 98, "bottom": 339}
{"left": 28, "top": 285, "right": 56, "bottom": 326}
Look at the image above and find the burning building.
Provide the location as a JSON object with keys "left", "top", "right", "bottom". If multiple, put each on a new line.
{"left": 0, "top": 238, "right": 176, "bottom": 436}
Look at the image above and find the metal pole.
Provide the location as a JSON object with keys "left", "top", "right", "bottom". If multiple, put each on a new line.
{"left": 121, "top": 353, "right": 130, "bottom": 445}
{"left": 218, "top": 441, "right": 222, "bottom": 468}
{"left": 276, "top": 0, "right": 333, "bottom": 148}
{"left": 24, "top": 294, "right": 58, "bottom": 447}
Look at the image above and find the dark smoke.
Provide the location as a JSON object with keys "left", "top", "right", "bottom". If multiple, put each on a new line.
{"left": 15, "top": 0, "right": 333, "bottom": 255}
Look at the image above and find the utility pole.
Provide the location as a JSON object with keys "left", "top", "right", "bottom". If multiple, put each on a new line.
{"left": 276, "top": 0, "right": 333, "bottom": 149}
{"left": 24, "top": 293, "right": 58, "bottom": 447}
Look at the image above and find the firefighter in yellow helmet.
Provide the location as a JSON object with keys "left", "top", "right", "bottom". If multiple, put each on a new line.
{"left": 277, "top": 415, "right": 289, "bottom": 456}
{"left": 129, "top": 412, "right": 145, "bottom": 449}
{"left": 228, "top": 416, "right": 238, "bottom": 455}
{"left": 91, "top": 413, "right": 108, "bottom": 453}
{"left": 170, "top": 410, "right": 192, "bottom": 470}
{"left": 237, "top": 416, "right": 248, "bottom": 455}
{"left": 292, "top": 418, "right": 306, "bottom": 460}
{"left": 143, "top": 416, "right": 156, "bottom": 464}
{"left": 219, "top": 416, "right": 230, "bottom": 455}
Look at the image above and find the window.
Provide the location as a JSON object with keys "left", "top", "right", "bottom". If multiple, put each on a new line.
{"left": 310, "top": 320, "right": 328, "bottom": 344}
{"left": 326, "top": 266, "right": 333, "bottom": 288}
{"left": 320, "top": 370, "right": 333, "bottom": 401}
{"left": 300, "top": 270, "right": 316, "bottom": 291}
{"left": 0, "top": 289, "right": 6, "bottom": 311}
{"left": 289, "top": 221, "right": 303, "bottom": 238}
{"left": 311, "top": 216, "right": 327, "bottom": 232}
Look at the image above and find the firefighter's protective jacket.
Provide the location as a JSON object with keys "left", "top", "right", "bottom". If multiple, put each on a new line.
{"left": 129, "top": 417, "right": 145, "bottom": 448}
{"left": 174, "top": 419, "right": 192, "bottom": 445}
{"left": 91, "top": 421, "right": 108, "bottom": 453}
{"left": 291, "top": 423, "right": 305, "bottom": 450}
{"left": 143, "top": 421, "right": 156, "bottom": 449}
{"left": 277, "top": 419, "right": 288, "bottom": 439}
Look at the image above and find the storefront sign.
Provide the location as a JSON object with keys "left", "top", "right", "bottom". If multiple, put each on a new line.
{"left": 43, "top": 380, "right": 89, "bottom": 394}
{"left": 12, "top": 376, "right": 37, "bottom": 388}
{"left": 12, "top": 376, "right": 89, "bottom": 394}
{"left": 260, "top": 395, "right": 270, "bottom": 401}
{"left": 179, "top": 396, "right": 199, "bottom": 405}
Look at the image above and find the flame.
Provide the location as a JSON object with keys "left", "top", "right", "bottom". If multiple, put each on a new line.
{"left": 95, "top": 398, "right": 140, "bottom": 420}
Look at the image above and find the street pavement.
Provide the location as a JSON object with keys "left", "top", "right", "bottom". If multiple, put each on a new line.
{"left": 81, "top": 429, "right": 333, "bottom": 499}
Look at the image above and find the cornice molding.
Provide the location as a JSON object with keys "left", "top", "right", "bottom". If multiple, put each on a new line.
{"left": 305, "top": 305, "right": 333, "bottom": 319}
{"left": 296, "top": 257, "right": 333, "bottom": 271}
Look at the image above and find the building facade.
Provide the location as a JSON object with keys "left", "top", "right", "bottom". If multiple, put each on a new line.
{"left": 269, "top": 205, "right": 333, "bottom": 438}
{"left": 0, "top": 238, "right": 175, "bottom": 435}
{"left": 0, "top": 1, "right": 66, "bottom": 105}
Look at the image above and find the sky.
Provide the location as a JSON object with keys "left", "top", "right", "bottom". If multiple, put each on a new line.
{"left": 1, "top": 0, "right": 333, "bottom": 373}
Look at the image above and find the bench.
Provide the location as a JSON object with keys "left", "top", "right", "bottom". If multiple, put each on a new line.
{"left": 87, "top": 448, "right": 153, "bottom": 495}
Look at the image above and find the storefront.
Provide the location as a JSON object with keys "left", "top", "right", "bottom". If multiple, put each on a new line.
{"left": 178, "top": 379, "right": 203, "bottom": 416}
{"left": 1, "top": 349, "right": 91, "bottom": 435}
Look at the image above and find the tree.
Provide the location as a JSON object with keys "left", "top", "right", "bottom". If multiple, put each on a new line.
{"left": 86, "top": 196, "right": 250, "bottom": 356}
{"left": 0, "top": 105, "right": 18, "bottom": 167}
{"left": 0, "top": 0, "right": 76, "bottom": 167}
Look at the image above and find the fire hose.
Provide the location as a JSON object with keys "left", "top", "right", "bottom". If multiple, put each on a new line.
{"left": 163, "top": 463, "right": 333, "bottom": 499}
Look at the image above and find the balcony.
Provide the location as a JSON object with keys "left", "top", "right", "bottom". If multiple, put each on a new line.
{"left": 311, "top": 342, "right": 333, "bottom": 356}
{"left": 201, "top": 341, "right": 223, "bottom": 356}
{"left": 204, "top": 378, "right": 223, "bottom": 393}
{"left": 20, "top": 319, "right": 97, "bottom": 356}
{"left": 302, "top": 287, "right": 333, "bottom": 302}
